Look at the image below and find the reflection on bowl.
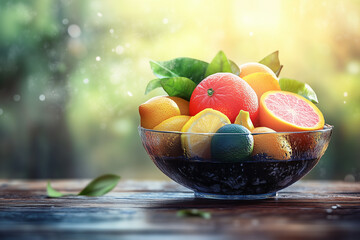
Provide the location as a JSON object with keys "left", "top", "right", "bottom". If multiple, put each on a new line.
{"left": 139, "top": 125, "right": 333, "bottom": 200}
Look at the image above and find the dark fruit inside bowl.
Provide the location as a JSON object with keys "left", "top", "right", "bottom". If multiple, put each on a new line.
{"left": 211, "top": 124, "right": 254, "bottom": 162}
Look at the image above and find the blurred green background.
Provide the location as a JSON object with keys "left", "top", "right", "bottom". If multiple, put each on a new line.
{"left": 0, "top": 0, "right": 359, "bottom": 180}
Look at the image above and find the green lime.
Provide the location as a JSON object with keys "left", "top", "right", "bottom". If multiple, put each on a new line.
{"left": 211, "top": 124, "right": 254, "bottom": 162}
{"left": 279, "top": 78, "right": 318, "bottom": 104}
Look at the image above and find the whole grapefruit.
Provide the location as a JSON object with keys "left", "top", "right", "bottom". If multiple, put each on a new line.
{"left": 189, "top": 73, "right": 259, "bottom": 123}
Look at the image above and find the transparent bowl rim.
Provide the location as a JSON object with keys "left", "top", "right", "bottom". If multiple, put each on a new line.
{"left": 139, "top": 124, "right": 333, "bottom": 136}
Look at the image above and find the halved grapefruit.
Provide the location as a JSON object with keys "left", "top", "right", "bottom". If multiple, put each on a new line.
{"left": 259, "top": 91, "right": 324, "bottom": 132}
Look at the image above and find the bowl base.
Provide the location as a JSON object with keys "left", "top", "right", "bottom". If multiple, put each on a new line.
{"left": 194, "top": 191, "right": 278, "bottom": 200}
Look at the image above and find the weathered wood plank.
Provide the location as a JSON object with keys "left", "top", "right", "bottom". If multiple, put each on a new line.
{"left": 0, "top": 180, "right": 359, "bottom": 240}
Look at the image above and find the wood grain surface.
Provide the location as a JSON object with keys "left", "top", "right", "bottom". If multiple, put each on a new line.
{"left": 0, "top": 180, "right": 359, "bottom": 240}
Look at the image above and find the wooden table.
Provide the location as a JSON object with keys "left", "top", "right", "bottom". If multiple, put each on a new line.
{"left": 0, "top": 180, "right": 359, "bottom": 240}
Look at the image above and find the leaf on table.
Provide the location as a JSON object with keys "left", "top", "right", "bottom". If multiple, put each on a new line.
{"left": 145, "top": 78, "right": 162, "bottom": 94}
{"left": 78, "top": 174, "right": 121, "bottom": 197}
{"left": 150, "top": 58, "right": 209, "bottom": 84}
{"left": 229, "top": 59, "right": 241, "bottom": 76}
{"left": 47, "top": 174, "right": 121, "bottom": 198}
{"left": 47, "top": 182, "right": 65, "bottom": 198}
{"left": 176, "top": 209, "right": 211, "bottom": 219}
{"left": 160, "top": 77, "right": 197, "bottom": 101}
{"left": 279, "top": 78, "right": 319, "bottom": 104}
{"left": 205, "top": 50, "right": 232, "bottom": 77}
{"left": 259, "top": 51, "right": 282, "bottom": 76}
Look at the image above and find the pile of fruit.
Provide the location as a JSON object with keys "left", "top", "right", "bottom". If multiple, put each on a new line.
{"left": 139, "top": 51, "right": 325, "bottom": 161}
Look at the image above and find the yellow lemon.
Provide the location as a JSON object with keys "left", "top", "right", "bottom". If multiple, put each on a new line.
{"left": 139, "top": 96, "right": 180, "bottom": 129}
{"left": 153, "top": 115, "right": 191, "bottom": 132}
{"left": 234, "top": 110, "right": 254, "bottom": 131}
{"left": 181, "top": 108, "right": 230, "bottom": 159}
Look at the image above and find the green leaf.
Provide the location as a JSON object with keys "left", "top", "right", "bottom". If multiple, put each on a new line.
{"left": 176, "top": 209, "right": 211, "bottom": 219}
{"left": 47, "top": 182, "right": 65, "bottom": 198}
{"left": 229, "top": 59, "right": 240, "bottom": 76}
{"left": 78, "top": 174, "right": 121, "bottom": 197}
{"left": 47, "top": 174, "right": 121, "bottom": 198}
{"left": 205, "top": 51, "right": 232, "bottom": 77}
{"left": 145, "top": 79, "right": 162, "bottom": 94}
{"left": 150, "top": 58, "right": 209, "bottom": 84}
{"left": 160, "top": 77, "right": 196, "bottom": 101}
{"left": 279, "top": 78, "right": 319, "bottom": 104}
{"left": 259, "top": 51, "right": 282, "bottom": 76}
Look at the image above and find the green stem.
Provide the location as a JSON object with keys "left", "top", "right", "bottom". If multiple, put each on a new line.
{"left": 207, "top": 88, "right": 214, "bottom": 97}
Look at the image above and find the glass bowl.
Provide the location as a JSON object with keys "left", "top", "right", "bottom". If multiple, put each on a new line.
{"left": 139, "top": 124, "right": 333, "bottom": 200}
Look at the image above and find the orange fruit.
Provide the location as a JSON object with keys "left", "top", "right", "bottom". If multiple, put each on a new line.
{"left": 259, "top": 91, "right": 325, "bottom": 132}
{"left": 181, "top": 108, "right": 231, "bottom": 159}
{"left": 166, "top": 96, "right": 190, "bottom": 115}
{"left": 139, "top": 96, "right": 180, "bottom": 129}
{"left": 288, "top": 131, "right": 320, "bottom": 157}
{"left": 239, "top": 62, "right": 277, "bottom": 79}
{"left": 251, "top": 127, "right": 292, "bottom": 160}
{"left": 153, "top": 115, "right": 191, "bottom": 132}
{"left": 243, "top": 72, "right": 281, "bottom": 102}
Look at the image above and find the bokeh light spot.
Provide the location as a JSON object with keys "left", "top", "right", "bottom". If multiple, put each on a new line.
{"left": 39, "top": 94, "right": 46, "bottom": 101}
{"left": 13, "top": 95, "right": 21, "bottom": 102}
{"left": 116, "top": 45, "right": 124, "bottom": 55}
{"left": 67, "top": 24, "right": 82, "bottom": 38}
